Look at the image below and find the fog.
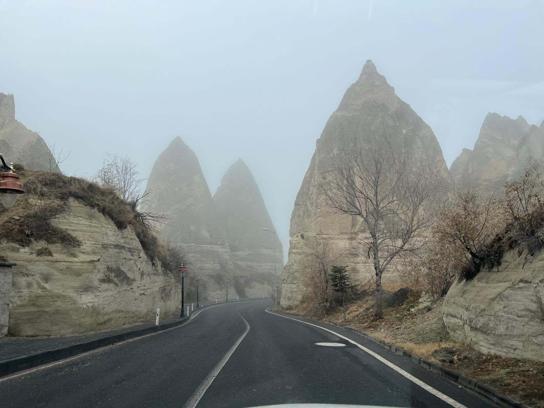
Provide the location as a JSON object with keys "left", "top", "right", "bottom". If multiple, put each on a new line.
{"left": 1, "top": 0, "right": 543, "bottom": 255}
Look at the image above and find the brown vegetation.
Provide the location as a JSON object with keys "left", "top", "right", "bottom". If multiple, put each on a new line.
{"left": 431, "top": 164, "right": 544, "bottom": 282}
{"left": 0, "top": 170, "right": 183, "bottom": 273}
{"left": 303, "top": 238, "right": 336, "bottom": 312}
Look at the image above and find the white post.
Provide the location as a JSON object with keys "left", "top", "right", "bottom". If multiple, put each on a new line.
{"left": 186, "top": 305, "right": 190, "bottom": 317}
{"left": 191, "top": 303, "right": 194, "bottom": 312}
{"left": 155, "top": 307, "right": 160, "bottom": 326}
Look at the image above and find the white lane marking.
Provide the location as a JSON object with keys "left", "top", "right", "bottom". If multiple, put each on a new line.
{"left": 266, "top": 310, "right": 466, "bottom": 408}
{"left": 315, "top": 342, "right": 346, "bottom": 348}
{"left": 0, "top": 304, "right": 223, "bottom": 383}
{"left": 183, "top": 314, "right": 250, "bottom": 408}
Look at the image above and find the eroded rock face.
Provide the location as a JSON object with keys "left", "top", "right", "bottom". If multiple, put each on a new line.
{"left": 450, "top": 113, "right": 544, "bottom": 193}
{"left": 143, "top": 137, "right": 234, "bottom": 301}
{"left": 0, "top": 93, "right": 59, "bottom": 172}
{"left": 214, "top": 159, "right": 283, "bottom": 298}
{"left": 1, "top": 199, "right": 180, "bottom": 336}
{"left": 443, "top": 250, "right": 544, "bottom": 362}
{"left": 281, "top": 61, "right": 449, "bottom": 309}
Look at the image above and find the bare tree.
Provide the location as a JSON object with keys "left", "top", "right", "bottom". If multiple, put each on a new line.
{"left": 304, "top": 237, "right": 335, "bottom": 309}
{"left": 323, "top": 135, "right": 439, "bottom": 319}
{"left": 96, "top": 156, "right": 141, "bottom": 203}
{"left": 421, "top": 229, "right": 466, "bottom": 299}
{"left": 504, "top": 162, "right": 544, "bottom": 224}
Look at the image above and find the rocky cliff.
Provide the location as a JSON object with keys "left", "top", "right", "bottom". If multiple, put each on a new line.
{"left": 450, "top": 113, "right": 544, "bottom": 193}
{"left": 0, "top": 172, "right": 180, "bottom": 336}
{"left": 0, "top": 93, "right": 59, "bottom": 172}
{"left": 213, "top": 159, "right": 283, "bottom": 298}
{"left": 281, "top": 60, "right": 449, "bottom": 309}
{"left": 443, "top": 249, "right": 544, "bottom": 362}
{"left": 143, "top": 137, "right": 234, "bottom": 302}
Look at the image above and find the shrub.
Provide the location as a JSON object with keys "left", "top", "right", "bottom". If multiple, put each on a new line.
{"left": 329, "top": 265, "right": 352, "bottom": 307}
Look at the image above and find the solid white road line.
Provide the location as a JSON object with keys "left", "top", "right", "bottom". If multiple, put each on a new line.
{"left": 183, "top": 314, "right": 250, "bottom": 408}
{"left": 265, "top": 309, "right": 467, "bottom": 408}
{"left": 0, "top": 304, "right": 222, "bottom": 383}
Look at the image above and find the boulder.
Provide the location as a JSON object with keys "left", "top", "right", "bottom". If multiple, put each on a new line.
{"left": 443, "top": 250, "right": 544, "bottom": 362}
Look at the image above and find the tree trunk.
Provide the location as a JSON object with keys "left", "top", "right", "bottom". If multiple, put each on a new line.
{"left": 374, "top": 271, "right": 383, "bottom": 319}
{"left": 372, "top": 244, "right": 383, "bottom": 319}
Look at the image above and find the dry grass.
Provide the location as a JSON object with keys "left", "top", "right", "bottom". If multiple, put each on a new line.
{"left": 440, "top": 346, "right": 544, "bottom": 408}
{"left": 0, "top": 198, "right": 80, "bottom": 247}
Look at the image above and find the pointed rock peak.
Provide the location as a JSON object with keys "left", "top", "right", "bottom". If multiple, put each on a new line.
{"left": 220, "top": 158, "right": 257, "bottom": 188}
{"left": 483, "top": 112, "right": 502, "bottom": 124}
{"left": 361, "top": 59, "right": 378, "bottom": 75}
{"left": 229, "top": 158, "right": 250, "bottom": 173}
{"left": 153, "top": 137, "right": 204, "bottom": 180}
{"left": 0, "top": 93, "right": 15, "bottom": 125}
{"left": 168, "top": 136, "right": 189, "bottom": 150}
{"left": 357, "top": 59, "right": 388, "bottom": 86}
{"left": 338, "top": 60, "right": 395, "bottom": 112}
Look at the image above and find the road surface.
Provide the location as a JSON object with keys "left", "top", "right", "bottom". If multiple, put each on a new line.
{"left": 0, "top": 300, "right": 496, "bottom": 407}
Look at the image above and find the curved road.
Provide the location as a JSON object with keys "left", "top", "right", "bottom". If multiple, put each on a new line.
{"left": 0, "top": 300, "right": 496, "bottom": 407}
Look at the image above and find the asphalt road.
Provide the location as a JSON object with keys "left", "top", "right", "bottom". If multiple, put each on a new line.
{"left": 0, "top": 300, "right": 496, "bottom": 408}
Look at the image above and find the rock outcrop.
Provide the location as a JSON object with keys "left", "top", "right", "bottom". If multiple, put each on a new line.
{"left": 450, "top": 113, "right": 544, "bottom": 193}
{"left": 443, "top": 250, "right": 544, "bottom": 362}
{"left": 143, "top": 137, "right": 234, "bottom": 302}
{"left": 0, "top": 173, "right": 180, "bottom": 336}
{"left": 0, "top": 93, "right": 59, "bottom": 172}
{"left": 281, "top": 60, "right": 449, "bottom": 309}
{"left": 213, "top": 159, "right": 283, "bottom": 298}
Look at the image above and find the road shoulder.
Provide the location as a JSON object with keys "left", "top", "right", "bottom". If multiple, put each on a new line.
{"left": 269, "top": 308, "right": 524, "bottom": 408}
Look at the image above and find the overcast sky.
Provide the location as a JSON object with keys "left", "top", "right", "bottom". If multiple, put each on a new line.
{"left": 1, "top": 0, "right": 543, "bottom": 256}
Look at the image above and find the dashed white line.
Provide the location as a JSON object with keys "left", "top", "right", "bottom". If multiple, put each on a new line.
{"left": 183, "top": 314, "right": 250, "bottom": 408}
{"left": 265, "top": 309, "right": 466, "bottom": 408}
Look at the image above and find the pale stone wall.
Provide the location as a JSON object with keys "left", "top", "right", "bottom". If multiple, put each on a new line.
{"left": 0, "top": 267, "right": 13, "bottom": 337}
{"left": 443, "top": 250, "right": 544, "bottom": 362}
{"left": 1, "top": 199, "right": 180, "bottom": 337}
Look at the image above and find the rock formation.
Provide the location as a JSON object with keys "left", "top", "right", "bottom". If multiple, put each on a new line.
{"left": 143, "top": 137, "right": 234, "bottom": 302}
{"left": 213, "top": 159, "right": 283, "bottom": 298}
{"left": 281, "top": 60, "right": 449, "bottom": 309}
{"left": 0, "top": 174, "right": 180, "bottom": 336}
{"left": 443, "top": 249, "right": 544, "bottom": 362}
{"left": 450, "top": 113, "right": 544, "bottom": 193}
{"left": 0, "top": 93, "right": 59, "bottom": 172}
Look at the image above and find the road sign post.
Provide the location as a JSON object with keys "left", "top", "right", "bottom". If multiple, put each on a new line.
{"left": 179, "top": 264, "right": 188, "bottom": 318}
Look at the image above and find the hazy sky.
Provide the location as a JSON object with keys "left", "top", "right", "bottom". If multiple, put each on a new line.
{"left": 1, "top": 0, "right": 543, "bottom": 256}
